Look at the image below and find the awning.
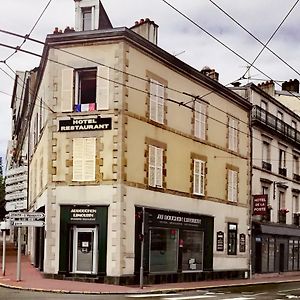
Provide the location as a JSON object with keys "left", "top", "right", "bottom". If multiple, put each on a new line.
{"left": 259, "top": 223, "right": 300, "bottom": 237}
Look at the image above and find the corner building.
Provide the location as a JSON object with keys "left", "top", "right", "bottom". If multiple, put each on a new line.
{"left": 26, "top": 0, "right": 252, "bottom": 284}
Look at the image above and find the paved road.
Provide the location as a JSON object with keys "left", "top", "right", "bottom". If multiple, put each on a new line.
{"left": 2, "top": 281, "right": 300, "bottom": 299}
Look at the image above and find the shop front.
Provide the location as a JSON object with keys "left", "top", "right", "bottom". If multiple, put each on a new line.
{"left": 135, "top": 207, "right": 214, "bottom": 283}
{"left": 253, "top": 222, "right": 300, "bottom": 273}
{"left": 59, "top": 205, "right": 107, "bottom": 276}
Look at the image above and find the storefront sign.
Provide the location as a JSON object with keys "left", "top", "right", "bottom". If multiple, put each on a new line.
{"left": 147, "top": 209, "right": 204, "bottom": 230}
{"left": 70, "top": 208, "right": 97, "bottom": 222}
{"left": 253, "top": 194, "right": 268, "bottom": 215}
{"left": 58, "top": 117, "right": 112, "bottom": 132}
{"left": 239, "top": 233, "right": 246, "bottom": 252}
{"left": 216, "top": 231, "right": 224, "bottom": 251}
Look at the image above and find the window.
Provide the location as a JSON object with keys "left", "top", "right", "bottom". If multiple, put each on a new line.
{"left": 193, "top": 159, "right": 205, "bottom": 196}
{"left": 260, "top": 100, "right": 267, "bottom": 121}
{"left": 149, "top": 79, "right": 165, "bottom": 124}
{"left": 279, "top": 190, "right": 285, "bottom": 209}
{"left": 149, "top": 228, "right": 178, "bottom": 273}
{"left": 82, "top": 7, "right": 92, "bottom": 31}
{"left": 228, "top": 117, "right": 238, "bottom": 152}
{"left": 75, "top": 68, "right": 97, "bottom": 106}
{"left": 227, "top": 223, "right": 237, "bottom": 255}
{"left": 293, "top": 194, "right": 299, "bottom": 213}
{"left": 181, "top": 230, "right": 204, "bottom": 271}
{"left": 73, "top": 138, "right": 96, "bottom": 181}
{"left": 148, "top": 145, "right": 163, "bottom": 188}
{"left": 277, "top": 111, "right": 284, "bottom": 132}
{"left": 194, "top": 101, "right": 207, "bottom": 140}
{"left": 262, "top": 141, "right": 271, "bottom": 170}
{"left": 292, "top": 120, "right": 297, "bottom": 130}
{"left": 227, "top": 169, "right": 238, "bottom": 202}
{"left": 293, "top": 155, "right": 299, "bottom": 175}
{"left": 279, "top": 149, "right": 286, "bottom": 176}
{"left": 262, "top": 185, "right": 269, "bottom": 199}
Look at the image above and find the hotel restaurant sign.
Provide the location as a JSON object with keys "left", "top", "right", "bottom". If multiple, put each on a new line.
{"left": 58, "top": 117, "right": 112, "bottom": 132}
{"left": 252, "top": 194, "right": 268, "bottom": 215}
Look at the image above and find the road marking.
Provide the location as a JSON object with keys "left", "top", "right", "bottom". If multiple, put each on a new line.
{"left": 280, "top": 287, "right": 300, "bottom": 293}
{"left": 126, "top": 294, "right": 181, "bottom": 298}
{"left": 162, "top": 295, "right": 216, "bottom": 300}
{"left": 222, "top": 298, "right": 255, "bottom": 300}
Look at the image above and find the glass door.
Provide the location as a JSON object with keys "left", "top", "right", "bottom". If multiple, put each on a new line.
{"left": 72, "top": 227, "right": 98, "bottom": 274}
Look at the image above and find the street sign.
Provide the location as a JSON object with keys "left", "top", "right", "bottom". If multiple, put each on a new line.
{"left": 5, "top": 200, "right": 27, "bottom": 212}
{"left": 12, "top": 220, "right": 45, "bottom": 227}
{"left": 9, "top": 212, "right": 45, "bottom": 220}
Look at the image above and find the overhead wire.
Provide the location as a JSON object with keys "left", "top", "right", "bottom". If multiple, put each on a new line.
{"left": 207, "top": 0, "right": 300, "bottom": 79}
{"left": 0, "top": 0, "right": 53, "bottom": 63}
{"left": 161, "top": 0, "right": 300, "bottom": 104}
{"left": 2, "top": 40, "right": 300, "bottom": 163}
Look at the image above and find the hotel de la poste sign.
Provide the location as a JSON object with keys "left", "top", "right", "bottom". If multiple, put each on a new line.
{"left": 58, "top": 117, "right": 112, "bottom": 132}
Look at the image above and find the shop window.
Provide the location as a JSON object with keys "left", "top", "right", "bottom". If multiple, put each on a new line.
{"left": 268, "top": 238, "right": 275, "bottom": 272}
{"left": 149, "top": 79, "right": 165, "bottom": 124}
{"left": 181, "top": 230, "right": 204, "bottom": 271}
{"left": 193, "top": 159, "right": 205, "bottom": 196}
{"left": 194, "top": 101, "right": 207, "bottom": 140}
{"left": 149, "top": 228, "right": 178, "bottom": 273}
{"left": 228, "top": 117, "right": 238, "bottom": 152}
{"left": 148, "top": 145, "right": 163, "bottom": 188}
{"left": 227, "top": 223, "right": 237, "bottom": 255}
{"left": 289, "top": 240, "right": 294, "bottom": 271}
{"left": 227, "top": 169, "right": 238, "bottom": 202}
{"left": 73, "top": 138, "right": 96, "bottom": 182}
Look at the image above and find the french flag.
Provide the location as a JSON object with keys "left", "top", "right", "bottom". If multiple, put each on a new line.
{"left": 74, "top": 103, "right": 96, "bottom": 112}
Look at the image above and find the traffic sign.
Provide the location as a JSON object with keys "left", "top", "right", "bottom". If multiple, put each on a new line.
{"left": 5, "top": 200, "right": 27, "bottom": 212}
{"left": 9, "top": 212, "right": 45, "bottom": 220}
{"left": 12, "top": 220, "right": 45, "bottom": 227}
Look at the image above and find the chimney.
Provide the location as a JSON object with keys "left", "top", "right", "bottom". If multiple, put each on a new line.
{"left": 200, "top": 66, "right": 219, "bottom": 81}
{"left": 282, "top": 79, "right": 299, "bottom": 93}
{"left": 257, "top": 80, "right": 275, "bottom": 96}
{"left": 130, "top": 18, "right": 158, "bottom": 45}
{"left": 74, "top": 0, "right": 112, "bottom": 31}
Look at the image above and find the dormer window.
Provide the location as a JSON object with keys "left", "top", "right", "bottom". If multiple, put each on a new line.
{"left": 82, "top": 7, "right": 92, "bottom": 31}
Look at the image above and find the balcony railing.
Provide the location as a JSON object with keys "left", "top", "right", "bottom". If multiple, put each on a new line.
{"left": 262, "top": 161, "right": 272, "bottom": 171}
{"left": 294, "top": 173, "right": 300, "bottom": 182}
{"left": 278, "top": 211, "right": 287, "bottom": 224}
{"left": 252, "top": 105, "right": 300, "bottom": 146}
{"left": 279, "top": 167, "right": 287, "bottom": 177}
{"left": 293, "top": 213, "right": 300, "bottom": 226}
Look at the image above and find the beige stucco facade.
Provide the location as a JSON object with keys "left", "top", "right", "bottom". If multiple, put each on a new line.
{"left": 26, "top": 27, "right": 251, "bottom": 283}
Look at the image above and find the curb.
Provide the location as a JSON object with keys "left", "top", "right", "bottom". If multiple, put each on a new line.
{"left": 1, "top": 277, "right": 300, "bottom": 295}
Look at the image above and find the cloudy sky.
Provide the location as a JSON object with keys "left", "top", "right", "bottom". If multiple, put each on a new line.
{"left": 1, "top": 0, "right": 300, "bottom": 169}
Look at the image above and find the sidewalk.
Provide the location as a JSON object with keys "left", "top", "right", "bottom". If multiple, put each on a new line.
{"left": 1, "top": 246, "right": 300, "bottom": 294}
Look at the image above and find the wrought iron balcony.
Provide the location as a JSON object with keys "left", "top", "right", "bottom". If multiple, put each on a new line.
{"left": 262, "top": 161, "right": 272, "bottom": 171}
{"left": 279, "top": 167, "right": 287, "bottom": 177}
{"left": 293, "top": 213, "right": 300, "bottom": 226}
{"left": 294, "top": 173, "right": 300, "bottom": 182}
{"left": 252, "top": 105, "right": 300, "bottom": 146}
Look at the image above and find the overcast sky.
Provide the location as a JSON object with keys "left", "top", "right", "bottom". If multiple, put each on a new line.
{"left": 1, "top": 0, "right": 300, "bottom": 169}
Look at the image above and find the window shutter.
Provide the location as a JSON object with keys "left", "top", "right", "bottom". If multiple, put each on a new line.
{"left": 193, "top": 160, "right": 200, "bottom": 194}
{"left": 228, "top": 170, "right": 237, "bottom": 202}
{"left": 73, "top": 138, "right": 96, "bottom": 181}
{"left": 157, "top": 83, "right": 165, "bottom": 124}
{"left": 229, "top": 118, "right": 238, "bottom": 151}
{"left": 148, "top": 145, "right": 156, "bottom": 186}
{"left": 96, "top": 66, "right": 110, "bottom": 110}
{"left": 84, "top": 138, "right": 96, "bottom": 181}
{"left": 73, "top": 138, "right": 84, "bottom": 181}
{"left": 193, "top": 159, "right": 205, "bottom": 195}
{"left": 61, "top": 68, "right": 74, "bottom": 112}
{"left": 149, "top": 79, "right": 157, "bottom": 121}
{"left": 195, "top": 102, "right": 206, "bottom": 139}
{"left": 155, "top": 147, "right": 163, "bottom": 187}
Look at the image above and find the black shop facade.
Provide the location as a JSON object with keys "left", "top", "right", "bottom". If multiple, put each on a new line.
{"left": 135, "top": 207, "right": 214, "bottom": 283}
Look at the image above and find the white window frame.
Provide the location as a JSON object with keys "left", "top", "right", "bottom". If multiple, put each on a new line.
{"left": 228, "top": 117, "right": 238, "bottom": 152}
{"left": 148, "top": 145, "right": 163, "bottom": 188}
{"left": 149, "top": 79, "right": 165, "bottom": 124}
{"left": 73, "top": 138, "right": 96, "bottom": 182}
{"left": 193, "top": 159, "right": 205, "bottom": 196}
{"left": 228, "top": 169, "right": 238, "bottom": 202}
{"left": 194, "top": 101, "right": 207, "bottom": 140}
